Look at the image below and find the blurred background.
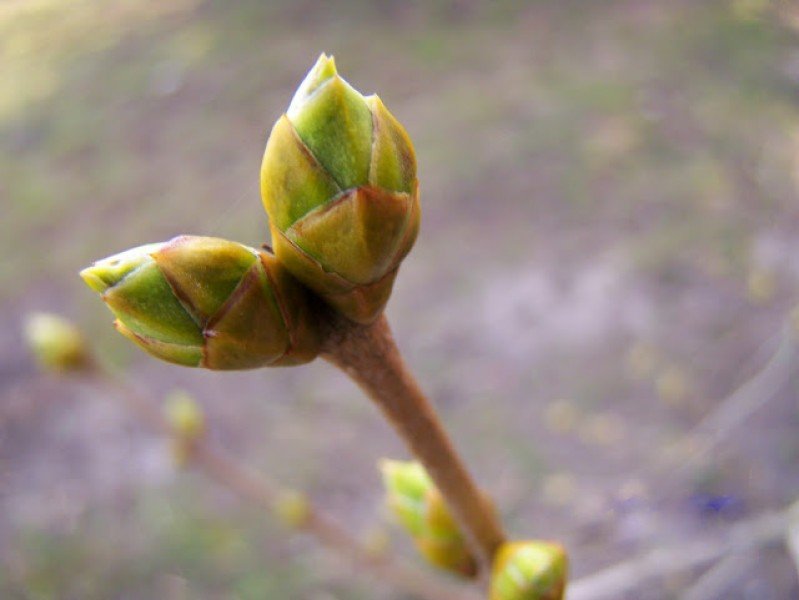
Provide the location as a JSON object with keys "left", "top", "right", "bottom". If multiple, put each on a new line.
{"left": 3, "top": 0, "right": 799, "bottom": 598}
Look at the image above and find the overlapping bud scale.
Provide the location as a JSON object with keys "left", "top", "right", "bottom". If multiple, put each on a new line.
{"left": 261, "top": 54, "right": 419, "bottom": 324}
{"left": 80, "top": 236, "right": 321, "bottom": 370}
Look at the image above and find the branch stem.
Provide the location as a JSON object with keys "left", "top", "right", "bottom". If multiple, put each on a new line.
{"left": 193, "top": 444, "right": 478, "bottom": 600}
{"left": 90, "top": 366, "right": 478, "bottom": 600}
{"left": 322, "top": 313, "right": 506, "bottom": 568}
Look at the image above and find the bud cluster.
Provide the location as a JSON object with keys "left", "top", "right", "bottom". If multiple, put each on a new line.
{"left": 81, "top": 55, "right": 418, "bottom": 367}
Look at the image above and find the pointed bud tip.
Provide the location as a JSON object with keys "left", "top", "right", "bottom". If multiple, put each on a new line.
{"left": 80, "top": 243, "right": 163, "bottom": 294}
{"left": 380, "top": 459, "right": 429, "bottom": 495}
{"left": 288, "top": 53, "right": 341, "bottom": 117}
{"left": 378, "top": 458, "right": 403, "bottom": 477}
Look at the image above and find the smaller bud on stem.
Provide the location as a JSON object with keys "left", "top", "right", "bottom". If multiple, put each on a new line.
{"left": 490, "top": 541, "right": 568, "bottom": 600}
{"left": 380, "top": 459, "right": 478, "bottom": 577}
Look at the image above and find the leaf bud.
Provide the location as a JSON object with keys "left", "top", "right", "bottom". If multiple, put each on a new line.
{"left": 80, "top": 236, "right": 322, "bottom": 370}
{"left": 261, "top": 54, "right": 419, "bottom": 323}
{"left": 379, "top": 459, "right": 477, "bottom": 577}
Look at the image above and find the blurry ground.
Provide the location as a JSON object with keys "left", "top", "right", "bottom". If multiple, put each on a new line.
{"left": 2, "top": 0, "right": 799, "bottom": 598}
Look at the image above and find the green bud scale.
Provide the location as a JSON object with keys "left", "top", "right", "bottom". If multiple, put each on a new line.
{"left": 261, "top": 54, "right": 419, "bottom": 324}
{"left": 380, "top": 459, "right": 477, "bottom": 577}
{"left": 80, "top": 236, "right": 322, "bottom": 370}
{"left": 490, "top": 541, "right": 568, "bottom": 600}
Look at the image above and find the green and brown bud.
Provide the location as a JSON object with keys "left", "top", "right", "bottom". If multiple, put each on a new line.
{"left": 490, "top": 541, "right": 568, "bottom": 600}
{"left": 23, "top": 312, "right": 90, "bottom": 373}
{"left": 261, "top": 54, "right": 419, "bottom": 324}
{"left": 380, "top": 459, "right": 477, "bottom": 577}
{"left": 80, "top": 236, "right": 322, "bottom": 370}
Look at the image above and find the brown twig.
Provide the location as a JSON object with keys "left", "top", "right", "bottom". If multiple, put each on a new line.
{"left": 89, "top": 366, "right": 479, "bottom": 600}
{"left": 680, "top": 552, "right": 753, "bottom": 600}
{"left": 194, "top": 445, "right": 479, "bottom": 600}
{"left": 322, "top": 313, "right": 507, "bottom": 569}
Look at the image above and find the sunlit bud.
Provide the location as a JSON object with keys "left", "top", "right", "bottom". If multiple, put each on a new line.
{"left": 261, "top": 54, "right": 419, "bottom": 323}
{"left": 81, "top": 236, "right": 322, "bottom": 369}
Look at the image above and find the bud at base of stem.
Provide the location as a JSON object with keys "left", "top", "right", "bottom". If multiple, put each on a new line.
{"left": 490, "top": 541, "right": 568, "bottom": 600}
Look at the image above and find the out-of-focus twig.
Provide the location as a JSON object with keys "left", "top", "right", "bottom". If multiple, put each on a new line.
{"left": 669, "top": 326, "right": 794, "bottom": 478}
{"left": 679, "top": 552, "right": 753, "bottom": 600}
{"left": 786, "top": 501, "right": 799, "bottom": 583}
{"left": 567, "top": 506, "right": 790, "bottom": 600}
{"left": 91, "top": 366, "right": 479, "bottom": 600}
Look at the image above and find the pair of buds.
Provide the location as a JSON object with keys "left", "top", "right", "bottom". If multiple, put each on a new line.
{"left": 382, "top": 460, "right": 567, "bottom": 600}
{"left": 80, "top": 54, "right": 419, "bottom": 369}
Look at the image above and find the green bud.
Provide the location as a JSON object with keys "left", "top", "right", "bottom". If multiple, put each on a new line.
{"left": 261, "top": 54, "right": 419, "bottom": 324}
{"left": 380, "top": 459, "right": 432, "bottom": 535}
{"left": 490, "top": 541, "right": 568, "bottom": 600}
{"left": 80, "top": 236, "right": 322, "bottom": 370}
{"left": 23, "top": 312, "right": 90, "bottom": 373}
{"left": 379, "top": 459, "right": 477, "bottom": 577}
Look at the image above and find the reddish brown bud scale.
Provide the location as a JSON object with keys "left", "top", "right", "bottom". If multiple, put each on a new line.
{"left": 81, "top": 236, "right": 322, "bottom": 370}
{"left": 261, "top": 54, "right": 420, "bottom": 323}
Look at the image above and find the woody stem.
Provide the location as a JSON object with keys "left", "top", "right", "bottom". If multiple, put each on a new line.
{"left": 322, "top": 313, "right": 507, "bottom": 570}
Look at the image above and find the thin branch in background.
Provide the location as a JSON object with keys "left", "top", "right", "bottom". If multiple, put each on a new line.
{"left": 786, "top": 501, "right": 799, "bottom": 582}
{"left": 92, "top": 367, "right": 479, "bottom": 600}
{"left": 626, "top": 322, "right": 796, "bottom": 491}
{"left": 568, "top": 324, "right": 797, "bottom": 599}
{"left": 673, "top": 326, "right": 795, "bottom": 476}
{"left": 679, "top": 552, "right": 754, "bottom": 600}
{"left": 567, "top": 506, "right": 791, "bottom": 600}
